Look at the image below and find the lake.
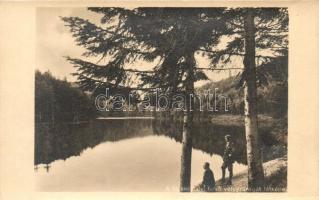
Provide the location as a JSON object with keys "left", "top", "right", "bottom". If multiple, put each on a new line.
{"left": 34, "top": 118, "right": 268, "bottom": 191}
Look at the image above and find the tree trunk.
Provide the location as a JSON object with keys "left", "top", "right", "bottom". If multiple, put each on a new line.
{"left": 243, "top": 8, "right": 265, "bottom": 190}
{"left": 180, "top": 52, "right": 195, "bottom": 192}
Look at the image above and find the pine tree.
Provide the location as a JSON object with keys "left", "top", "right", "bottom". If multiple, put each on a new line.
{"left": 62, "top": 7, "right": 230, "bottom": 192}
{"left": 203, "top": 7, "right": 288, "bottom": 189}
{"left": 62, "top": 7, "right": 288, "bottom": 191}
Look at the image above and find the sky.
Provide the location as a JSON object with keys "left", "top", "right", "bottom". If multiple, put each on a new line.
{"left": 36, "top": 7, "right": 243, "bottom": 88}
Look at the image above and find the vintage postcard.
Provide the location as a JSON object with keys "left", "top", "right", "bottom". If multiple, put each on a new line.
{"left": 0, "top": 1, "right": 318, "bottom": 200}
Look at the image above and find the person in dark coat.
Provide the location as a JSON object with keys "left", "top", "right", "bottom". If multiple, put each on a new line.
{"left": 221, "top": 134, "right": 234, "bottom": 185}
{"left": 201, "top": 162, "right": 216, "bottom": 192}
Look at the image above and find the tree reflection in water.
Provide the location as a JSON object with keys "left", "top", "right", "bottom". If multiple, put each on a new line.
{"left": 35, "top": 117, "right": 275, "bottom": 168}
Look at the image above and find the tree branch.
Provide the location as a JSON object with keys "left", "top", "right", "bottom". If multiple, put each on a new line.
{"left": 80, "top": 76, "right": 158, "bottom": 91}
{"left": 197, "top": 67, "right": 243, "bottom": 71}
{"left": 197, "top": 48, "right": 276, "bottom": 59}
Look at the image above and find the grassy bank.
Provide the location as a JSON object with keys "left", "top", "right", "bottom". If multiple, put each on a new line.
{"left": 202, "top": 114, "right": 288, "bottom": 192}
{"left": 193, "top": 156, "right": 287, "bottom": 192}
{"left": 215, "top": 156, "right": 287, "bottom": 192}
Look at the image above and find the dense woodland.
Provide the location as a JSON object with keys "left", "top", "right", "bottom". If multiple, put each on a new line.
{"left": 198, "top": 55, "right": 288, "bottom": 118}
{"left": 35, "top": 55, "right": 287, "bottom": 121}
{"left": 35, "top": 70, "right": 97, "bottom": 123}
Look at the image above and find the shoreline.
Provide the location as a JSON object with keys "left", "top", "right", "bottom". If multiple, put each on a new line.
{"left": 210, "top": 114, "right": 276, "bottom": 127}
{"left": 194, "top": 156, "right": 287, "bottom": 192}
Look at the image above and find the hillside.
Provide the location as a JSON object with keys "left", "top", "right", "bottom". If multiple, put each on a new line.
{"left": 196, "top": 56, "right": 288, "bottom": 118}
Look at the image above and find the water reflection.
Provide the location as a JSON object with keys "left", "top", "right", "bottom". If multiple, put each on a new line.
{"left": 153, "top": 120, "right": 248, "bottom": 164}
{"left": 35, "top": 118, "right": 272, "bottom": 191}
{"left": 35, "top": 119, "right": 153, "bottom": 165}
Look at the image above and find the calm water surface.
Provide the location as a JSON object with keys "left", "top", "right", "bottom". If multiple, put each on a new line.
{"left": 35, "top": 118, "right": 249, "bottom": 191}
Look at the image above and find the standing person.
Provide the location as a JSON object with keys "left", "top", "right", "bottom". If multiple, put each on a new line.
{"left": 221, "top": 135, "right": 234, "bottom": 185}
{"left": 201, "top": 162, "right": 216, "bottom": 192}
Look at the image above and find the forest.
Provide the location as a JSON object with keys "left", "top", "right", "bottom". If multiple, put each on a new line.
{"left": 35, "top": 70, "right": 97, "bottom": 123}
{"left": 198, "top": 55, "right": 288, "bottom": 117}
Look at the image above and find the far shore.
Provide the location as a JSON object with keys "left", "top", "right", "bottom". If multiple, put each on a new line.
{"left": 210, "top": 114, "right": 276, "bottom": 127}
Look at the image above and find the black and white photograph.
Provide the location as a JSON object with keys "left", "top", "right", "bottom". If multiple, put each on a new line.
{"left": 3, "top": 1, "right": 319, "bottom": 199}
{"left": 34, "top": 7, "right": 288, "bottom": 192}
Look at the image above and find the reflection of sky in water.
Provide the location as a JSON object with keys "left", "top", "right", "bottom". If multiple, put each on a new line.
{"left": 36, "top": 135, "right": 246, "bottom": 191}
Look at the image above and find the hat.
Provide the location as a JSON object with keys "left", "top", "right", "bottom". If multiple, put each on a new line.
{"left": 225, "top": 135, "right": 232, "bottom": 140}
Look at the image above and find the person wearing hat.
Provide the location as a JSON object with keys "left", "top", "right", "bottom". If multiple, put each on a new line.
{"left": 221, "top": 134, "right": 234, "bottom": 185}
